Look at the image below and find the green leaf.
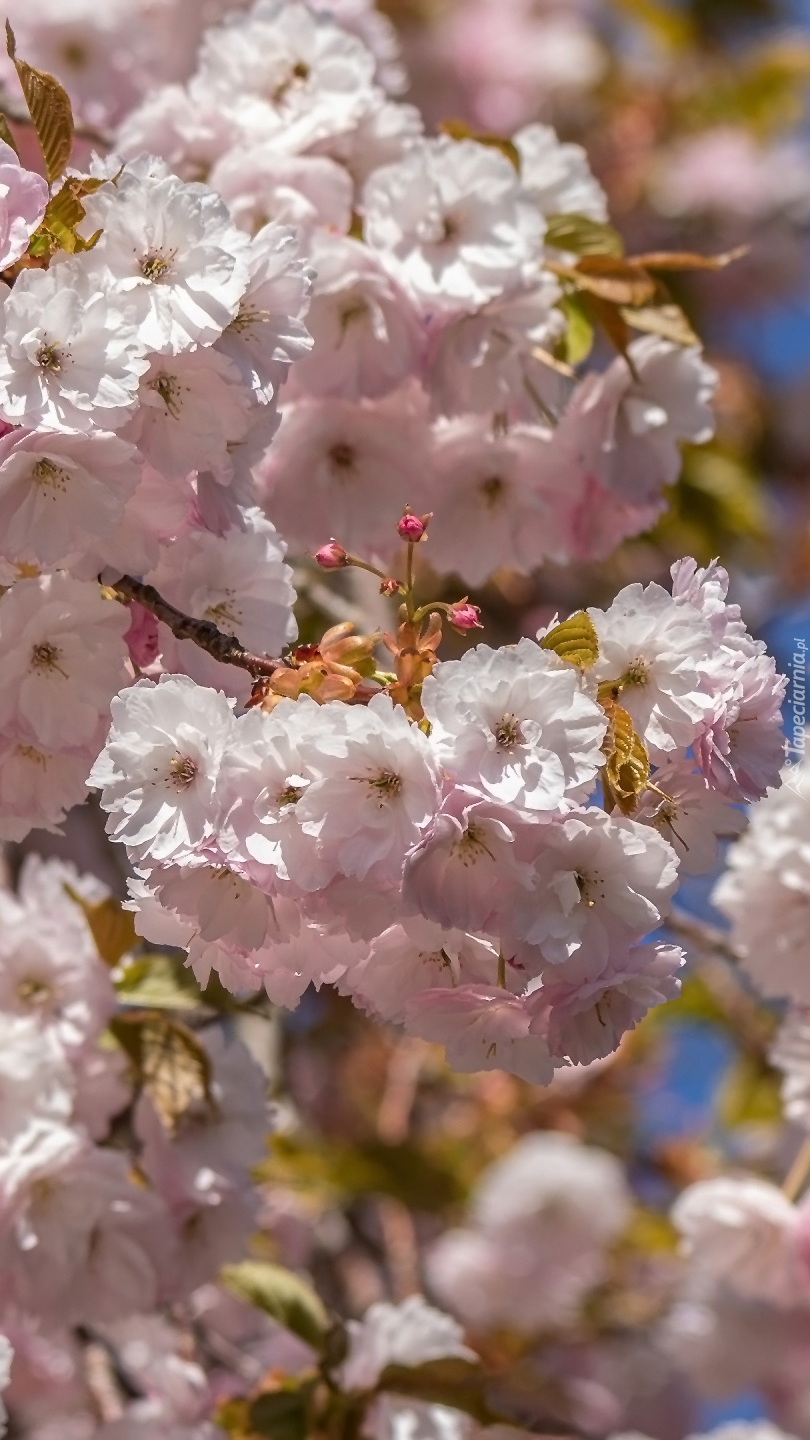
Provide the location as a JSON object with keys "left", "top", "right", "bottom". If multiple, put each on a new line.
{"left": 115, "top": 952, "right": 202, "bottom": 1011}
{"left": 557, "top": 292, "right": 594, "bottom": 365}
{"left": 540, "top": 610, "right": 598, "bottom": 669}
{"left": 221, "top": 1261, "right": 329, "bottom": 1352}
{"left": 6, "top": 21, "right": 74, "bottom": 183}
{"left": 544, "top": 212, "right": 624, "bottom": 257}
{"left": 556, "top": 255, "right": 656, "bottom": 307}
{"left": 717, "top": 1052, "right": 782, "bottom": 1129}
{"left": 248, "top": 1388, "right": 311, "bottom": 1440}
{"left": 377, "top": 1359, "right": 497, "bottom": 1426}
{"left": 109, "top": 1012, "right": 212, "bottom": 1133}
{"left": 64, "top": 886, "right": 138, "bottom": 967}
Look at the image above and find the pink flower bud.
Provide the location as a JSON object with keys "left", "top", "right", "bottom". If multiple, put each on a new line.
{"left": 398, "top": 512, "right": 426, "bottom": 542}
{"left": 125, "top": 602, "right": 160, "bottom": 668}
{"left": 448, "top": 600, "right": 483, "bottom": 632}
{"left": 315, "top": 540, "right": 349, "bottom": 570}
{"left": 379, "top": 577, "right": 401, "bottom": 597}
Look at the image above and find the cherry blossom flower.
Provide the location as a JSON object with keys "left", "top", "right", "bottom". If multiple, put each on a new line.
{"left": 0, "top": 575, "right": 130, "bottom": 751}
{"left": 88, "top": 675, "right": 235, "bottom": 865}
{"left": 347, "top": 919, "right": 499, "bottom": 1022}
{"left": 289, "top": 232, "right": 423, "bottom": 400}
{"left": 336, "top": 1296, "right": 474, "bottom": 1392}
{"left": 588, "top": 580, "right": 715, "bottom": 756}
{"left": 531, "top": 942, "right": 685, "bottom": 1064}
{"left": 0, "top": 428, "right": 142, "bottom": 570}
{"left": 404, "top": 984, "right": 554, "bottom": 1084}
{"left": 671, "top": 1177, "right": 805, "bottom": 1308}
{"left": 0, "top": 262, "right": 149, "bottom": 433}
{"left": 514, "top": 123, "right": 608, "bottom": 222}
{"left": 0, "top": 141, "right": 48, "bottom": 271}
{"left": 422, "top": 638, "right": 607, "bottom": 813}
{"left": 634, "top": 757, "right": 745, "bottom": 874}
{"left": 81, "top": 164, "right": 252, "bottom": 354}
{"left": 362, "top": 137, "right": 542, "bottom": 311}
{"left": 713, "top": 770, "right": 810, "bottom": 1003}
{"left": 502, "top": 809, "right": 679, "bottom": 972}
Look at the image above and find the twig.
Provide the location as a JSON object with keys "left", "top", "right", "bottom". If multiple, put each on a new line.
{"left": 783, "top": 1135, "right": 810, "bottom": 1203}
{"left": 666, "top": 908, "right": 741, "bottom": 966}
{"left": 109, "top": 573, "right": 292, "bottom": 680}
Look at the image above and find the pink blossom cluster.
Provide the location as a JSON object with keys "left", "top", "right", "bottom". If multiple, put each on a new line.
{"left": 0, "top": 856, "right": 275, "bottom": 1439}
{"left": 113, "top": 0, "right": 719, "bottom": 582}
{"left": 0, "top": 147, "right": 309, "bottom": 836}
{"left": 85, "top": 557, "right": 784, "bottom": 1079}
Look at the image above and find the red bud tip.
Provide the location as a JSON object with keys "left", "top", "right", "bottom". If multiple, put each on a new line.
{"left": 379, "top": 577, "right": 401, "bottom": 596}
{"left": 315, "top": 540, "right": 348, "bottom": 570}
{"left": 448, "top": 600, "right": 483, "bottom": 632}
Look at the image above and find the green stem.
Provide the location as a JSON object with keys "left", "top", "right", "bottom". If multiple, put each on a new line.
{"left": 497, "top": 953, "right": 506, "bottom": 989}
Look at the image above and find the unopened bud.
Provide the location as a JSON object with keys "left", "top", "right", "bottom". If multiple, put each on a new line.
{"left": 315, "top": 540, "right": 348, "bottom": 570}
{"left": 448, "top": 600, "right": 483, "bottom": 632}
{"left": 397, "top": 508, "right": 431, "bottom": 542}
{"left": 379, "top": 577, "right": 401, "bottom": 597}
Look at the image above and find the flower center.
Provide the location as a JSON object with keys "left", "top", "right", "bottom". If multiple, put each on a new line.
{"left": 17, "top": 975, "right": 52, "bottom": 1006}
{"left": 365, "top": 769, "right": 403, "bottom": 801}
{"left": 278, "top": 783, "right": 304, "bottom": 808}
{"left": 140, "top": 249, "right": 176, "bottom": 281}
{"left": 480, "top": 475, "right": 505, "bottom": 507}
{"left": 150, "top": 373, "right": 183, "bottom": 417}
{"left": 31, "top": 458, "right": 69, "bottom": 493}
{"left": 452, "top": 822, "right": 495, "bottom": 865}
{"left": 30, "top": 641, "right": 64, "bottom": 674}
{"left": 329, "top": 442, "right": 356, "bottom": 472}
{"left": 36, "top": 342, "right": 64, "bottom": 373}
{"left": 493, "top": 713, "right": 523, "bottom": 751}
{"left": 169, "top": 755, "right": 198, "bottom": 789}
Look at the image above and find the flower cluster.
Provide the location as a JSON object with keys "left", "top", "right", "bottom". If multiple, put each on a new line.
{"left": 0, "top": 856, "right": 275, "bottom": 1437}
{"left": 113, "top": 0, "right": 720, "bottom": 582}
{"left": 85, "top": 555, "right": 783, "bottom": 1079}
{"left": 0, "top": 142, "right": 308, "bottom": 835}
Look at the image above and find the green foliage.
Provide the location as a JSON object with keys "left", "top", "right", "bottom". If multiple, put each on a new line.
{"left": 557, "top": 292, "right": 594, "bottom": 365}
{"left": 717, "top": 1052, "right": 783, "bottom": 1129}
{"left": 540, "top": 610, "right": 599, "bottom": 669}
{"left": 266, "top": 1132, "right": 465, "bottom": 1211}
{"left": 221, "top": 1260, "right": 330, "bottom": 1352}
{"left": 544, "top": 212, "right": 625, "bottom": 258}
{"left": 115, "top": 952, "right": 204, "bottom": 1010}
{"left": 28, "top": 176, "right": 104, "bottom": 258}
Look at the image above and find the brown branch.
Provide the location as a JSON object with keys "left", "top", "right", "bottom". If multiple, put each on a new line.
{"left": 110, "top": 573, "right": 292, "bottom": 680}
{"left": 666, "top": 908, "right": 741, "bottom": 967}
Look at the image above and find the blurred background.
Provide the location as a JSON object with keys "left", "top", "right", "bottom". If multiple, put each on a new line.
{"left": 5, "top": 1, "right": 810, "bottom": 1433}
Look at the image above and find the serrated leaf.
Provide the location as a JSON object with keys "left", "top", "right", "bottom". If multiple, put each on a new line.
{"left": 544, "top": 212, "right": 624, "bottom": 257}
{"left": 109, "top": 1012, "right": 212, "bottom": 1133}
{"left": 439, "top": 118, "right": 520, "bottom": 170}
{"left": 378, "top": 1359, "right": 497, "bottom": 1425}
{"left": 115, "top": 952, "right": 202, "bottom": 1010}
{"left": 64, "top": 886, "right": 138, "bottom": 967}
{"left": 221, "top": 1261, "right": 329, "bottom": 1351}
{"left": 6, "top": 22, "right": 74, "bottom": 184}
{"left": 29, "top": 175, "right": 105, "bottom": 257}
{"left": 622, "top": 303, "right": 700, "bottom": 347}
{"left": 540, "top": 610, "right": 598, "bottom": 669}
{"left": 557, "top": 292, "right": 594, "bottom": 366}
{"left": 600, "top": 700, "right": 649, "bottom": 815}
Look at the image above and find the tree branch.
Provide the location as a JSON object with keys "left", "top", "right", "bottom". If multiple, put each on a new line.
{"left": 110, "top": 573, "right": 292, "bottom": 680}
